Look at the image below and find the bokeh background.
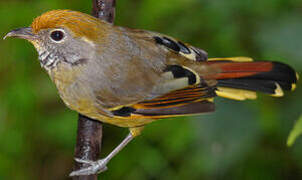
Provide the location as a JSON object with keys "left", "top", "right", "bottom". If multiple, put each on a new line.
{"left": 0, "top": 0, "right": 302, "bottom": 179}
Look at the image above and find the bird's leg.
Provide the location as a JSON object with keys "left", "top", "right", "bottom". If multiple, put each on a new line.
{"left": 69, "top": 126, "right": 144, "bottom": 176}
{"left": 69, "top": 133, "right": 133, "bottom": 176}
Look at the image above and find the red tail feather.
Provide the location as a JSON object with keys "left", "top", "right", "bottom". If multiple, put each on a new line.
{"left": 208, "top": 61, "right": 273, "bottom": 79}
{"left": 205, "top": 60, "right": 297, "bottom": 95}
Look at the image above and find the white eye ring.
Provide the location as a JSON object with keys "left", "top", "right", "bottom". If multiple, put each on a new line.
{"left": 49, "top": 29, "right": 66, "bottom": 43}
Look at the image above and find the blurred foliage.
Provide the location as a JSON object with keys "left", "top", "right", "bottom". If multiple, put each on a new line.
{"left": 287, "top": 115, "right": 302, "bottom": 147}
{"left": 0, "top": 0, "right": 301, "bottom": 179}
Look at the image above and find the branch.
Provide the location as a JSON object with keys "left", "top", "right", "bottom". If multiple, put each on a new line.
{"left": 72, "top": 1, "right": 116, "bottom": 179}
{"left": 73, "top": 115, "right": 103, "bottom": 180}
{"left": 92, "top": 0, "right": 116, "bottom": 23}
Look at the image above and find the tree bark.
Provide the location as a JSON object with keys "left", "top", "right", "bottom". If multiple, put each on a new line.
{"left": 92, "top": 0, "right": 116, "bottom": 23}
{"left": 72, "top": 1, "right": 116, "bottom": 179}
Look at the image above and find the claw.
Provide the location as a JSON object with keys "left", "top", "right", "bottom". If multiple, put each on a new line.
{"left": 70, "top": 133, "right": 135, "bottom": 176}
{"left": 69, "top": 167, "right": 94, "bottom": 176}
{"left": 74, "top": 158, "right": 93, "bottom": 164}
{"left": 69, "top": 158, "right": 108, "bottom": 176}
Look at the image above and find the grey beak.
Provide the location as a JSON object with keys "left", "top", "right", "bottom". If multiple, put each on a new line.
{"left": 3, "top": 27, "right": 35, "bottom": 40}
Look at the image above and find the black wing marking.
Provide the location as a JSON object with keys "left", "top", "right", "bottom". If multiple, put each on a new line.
{"left": 153, "top": 36, "right": 208, "bottom": 61}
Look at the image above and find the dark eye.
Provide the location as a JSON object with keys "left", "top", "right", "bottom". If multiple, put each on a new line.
{"left": 50, "top": 30, "right": 64, "bottom": 41}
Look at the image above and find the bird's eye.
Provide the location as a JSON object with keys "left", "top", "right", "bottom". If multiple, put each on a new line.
{"left": 50, "top": 30, "right": 65, "bottom": 42}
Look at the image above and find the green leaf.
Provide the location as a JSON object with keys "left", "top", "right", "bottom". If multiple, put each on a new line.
{"left": 287, "top": 115, "right": 302, "bottom": 147}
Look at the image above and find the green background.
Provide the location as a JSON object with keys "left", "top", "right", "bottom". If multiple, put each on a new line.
{"left": 0, "top": 0, "right": 302, "bottom": 179}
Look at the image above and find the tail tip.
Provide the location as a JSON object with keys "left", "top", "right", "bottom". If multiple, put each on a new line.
{"left": 291, "top": 84, "right": 297, "bottom": 91}
{"left": 271, "top": 83, "right": 284, "bottom": 97}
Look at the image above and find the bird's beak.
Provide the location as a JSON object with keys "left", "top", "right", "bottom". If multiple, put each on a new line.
{"left": 3, "top": 27, "right": 36, "bottom": 41}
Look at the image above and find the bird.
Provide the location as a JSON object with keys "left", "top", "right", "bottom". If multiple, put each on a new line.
{"left": 4, "top": 10, "right": 298, "bottom": 176}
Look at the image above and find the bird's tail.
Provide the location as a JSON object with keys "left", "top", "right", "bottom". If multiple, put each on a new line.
{"left": 110, "top": 57, "right": 298, "bottom": 120}
{"left": 206, "top": 57, "right": 298, "bottom": 100}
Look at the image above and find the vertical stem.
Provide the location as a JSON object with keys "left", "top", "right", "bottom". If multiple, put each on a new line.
{"left": 92, "top": 0, "right": 116, "bottom": 23}
{"left": 72, "top": 1, "right": 116, "bottom": 179}
{"left": 73, "top": 115, "right": 103, "bottom": 180}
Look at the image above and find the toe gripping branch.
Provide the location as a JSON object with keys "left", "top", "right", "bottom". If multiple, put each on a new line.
{"left": 70, "top": 132, "right": 135, "bottom": 176}
{"left": 71, "top": 126, "right": 143, "bottom": 176}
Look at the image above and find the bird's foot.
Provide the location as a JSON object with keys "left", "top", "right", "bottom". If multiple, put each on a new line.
{"left": 69, "top": 158, "right": 108, "bottom": 176}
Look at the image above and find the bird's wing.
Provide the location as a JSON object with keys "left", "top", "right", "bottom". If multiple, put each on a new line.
{"left": 107, "top": 58, "right": 218, "bottom": 119}
{"left": 126, "top": 28, "right": 209, "bottom": 62}
{"left": 99, "top": 59, "right": 218, "bottom": 118}
{"left": 110, "top": 85, "right": 216, "bottom": 119}
{"left": 92, "top": 28, "right": 217, "bottom": 118}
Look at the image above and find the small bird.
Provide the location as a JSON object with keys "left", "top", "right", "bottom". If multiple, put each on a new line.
{"left": 4, "top": 10, "right": 298, "bottom": 176}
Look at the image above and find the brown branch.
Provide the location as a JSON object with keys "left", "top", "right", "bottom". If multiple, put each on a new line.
{"left": 73, "top": 115, "right": 103, "bottom": 180}
{"left": 72, "top": 1, "right": 116, "bottom": 179}
{"left": 92, "top": 0, "right": 116, "bottom": 23}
